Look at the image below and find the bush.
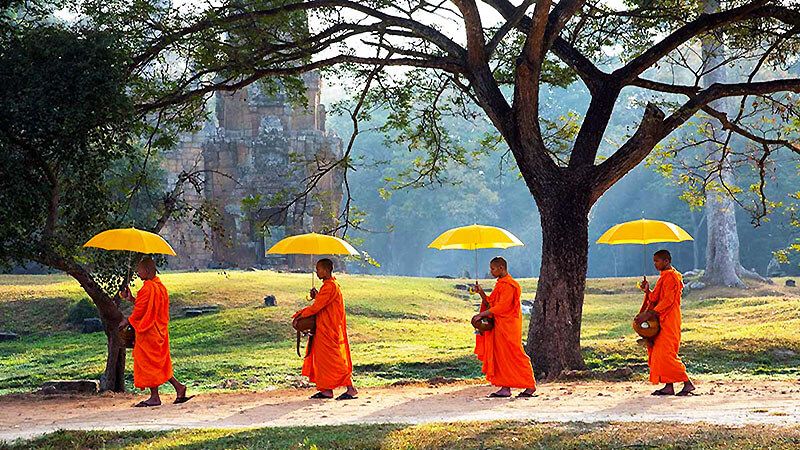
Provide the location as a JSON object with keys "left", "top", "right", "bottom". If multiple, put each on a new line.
{"left": 67, "top": 298, "right": 98, "bottom": 326}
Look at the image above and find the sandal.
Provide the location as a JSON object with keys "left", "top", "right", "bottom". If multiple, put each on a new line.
{"left": 174, "top": 395, "right": 195, "bottom": 404}
{"left": 310, "top": 392, "right": 333, "bottom": 399}
{"left": 335, "top": 393, "right": 358, "bottom": 401}
{"left": 488, "top": 392, "right": 511, "bottom": 398}
{"left": 134, "top": 401, "right": 160, "bottom": 407}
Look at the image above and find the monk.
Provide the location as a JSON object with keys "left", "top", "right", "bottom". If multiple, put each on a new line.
{"left": 292, "top": 258, "right": 358, "bottom": 400}
{"left": 635, "top": 249, "right": 696, "bottom": 396}
{"left": 119, "top": 257, "right": 191, "bottom": 407}
{"left": 472, "top": 257, "right": 537, "bottom": 398}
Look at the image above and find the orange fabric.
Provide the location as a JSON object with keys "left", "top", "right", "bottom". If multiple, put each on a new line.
{"left": 128, "top": 277, "right": 173, "bottom": 389}
{"left": 293, "top": 277, "right": 353, "bottom": 390}
{"left": 474, "top": 275, "right": 536, "bottom": 389}
{"left": 642, "top": 268, "right": 689, "bottom": 384}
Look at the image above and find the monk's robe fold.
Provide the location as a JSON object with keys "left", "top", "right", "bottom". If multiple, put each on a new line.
{"left": 293, "top": 277, "right": 353, "bottom": 391}
{"left": 642, "top": 268, "right": 689, "bottom": 384}
{"left": 128, "top": 276, "right": 173, "bottom": 389}
{"left": 474, "top": 275, "right": 536, "bottom": 389}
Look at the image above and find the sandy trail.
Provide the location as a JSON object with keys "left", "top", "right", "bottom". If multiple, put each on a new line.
{"left": 2, "top": 380, "right": 800, "bottom": 442}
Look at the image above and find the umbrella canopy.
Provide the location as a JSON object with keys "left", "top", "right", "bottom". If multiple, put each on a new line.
{"left": 428, "top": 224, "right": 524, "bottom": 250}
{"left": 83, "top": 227, "right": 177, "bottom": 256}
{"left": 267, "top": 232, "right": 359, "bottom": 289}
{"left": 596, "top": 219, "right": 694, "bottom": 245}
{"left": 266, "top": 232, "right": 359, "bottom": 256}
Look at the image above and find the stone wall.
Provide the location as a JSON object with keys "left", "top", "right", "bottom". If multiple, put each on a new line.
{"left": 162, "top": 73, "right": 343, "bottom": 270}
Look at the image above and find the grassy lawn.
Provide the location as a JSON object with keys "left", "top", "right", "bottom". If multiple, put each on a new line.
{"left": 2, "top": 422, "right": 800, "bottom": 449}
{"left": 1, "top": 271, "right": 800, "bottom": 394}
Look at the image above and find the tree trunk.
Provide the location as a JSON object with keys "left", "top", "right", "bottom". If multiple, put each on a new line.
{"left": 692, "top": 210, "right": 705, "bottom": 271}
{"left": 525, "top": 192, "right": 590, "bottom": 378}
{"left": 704, "top": 172, "right": 748, "bottom": 287}
{"left": 75, "top": 272, "right": 128, "bottom": 392}
{"left": 700, "top": 0, "right": 750, "bottom": 288}
{"left": 38, "top": 252, "right": 128, "bottom": 392}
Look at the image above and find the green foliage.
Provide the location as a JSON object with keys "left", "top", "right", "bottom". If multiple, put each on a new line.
{"left": 0, "top": 25, "right": 135, "bottom": 277}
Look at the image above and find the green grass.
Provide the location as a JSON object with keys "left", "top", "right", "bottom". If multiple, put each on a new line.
{"left": 2, "top": 422, "right": 800, "bottom": 449}
{"left": 1, "top": 271, "right": 800, "bottom": 394}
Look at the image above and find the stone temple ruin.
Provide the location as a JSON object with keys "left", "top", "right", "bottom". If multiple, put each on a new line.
{"left": 161, "top": 73, "right": 343, "bottom": 270}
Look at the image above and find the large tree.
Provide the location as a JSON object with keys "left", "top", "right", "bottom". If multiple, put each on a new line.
{"left": 17, "top": 0, "right": 800, "bottom": 377}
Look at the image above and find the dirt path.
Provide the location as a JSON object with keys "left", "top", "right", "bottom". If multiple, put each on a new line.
{"left": 2, "top": 380, "right": 800, "bottom": 442}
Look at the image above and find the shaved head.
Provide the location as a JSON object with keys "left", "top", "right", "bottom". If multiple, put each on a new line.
{"left": 317, "top": 258, "right": 334, "bottom": 273}
{"left": 137, "top": 256, "right": 157, "bottom": 280}
{"left": 654, "top": 249, "right": 671, "bottom": 262}
{"left": 490, "top": 257, "right": 507, "bottom": 269}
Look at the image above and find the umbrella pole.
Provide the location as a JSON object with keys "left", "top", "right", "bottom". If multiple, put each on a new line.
{"left": 642, "top": 243, "right": 648, "bottom": 283}
{"left": 474, "top": 248, "right": 478, "bottom": 286}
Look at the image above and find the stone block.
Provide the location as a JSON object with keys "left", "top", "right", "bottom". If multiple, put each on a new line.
{"left": 264, "top": 295, "right": 277, "bottom": 307}
{"left": 787, "top": 279, "right": 796, "bottom": 287}
{"left": 0, "top": 332, "right": 20, "bottom": 341}
{"left": 184, "top": 309, "right": 204, "bottom": 317}
{"left": 39, "top": 380, "right": 99, "bottom": 394}
{"left": 81, "top": 318, "right": 104, "bottom": 334}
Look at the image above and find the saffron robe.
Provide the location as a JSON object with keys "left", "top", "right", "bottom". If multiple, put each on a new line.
{"left": 642, "top": 268, "right": 690, "bottom": 384}
{"left": 128, "top": 276, "right": 174, "bottom": 389}
{"left": 293, "top": 277, "right": 353, "bottom": 390}
{"left": 474, "top": 275, "right": 536, "bottom": 389}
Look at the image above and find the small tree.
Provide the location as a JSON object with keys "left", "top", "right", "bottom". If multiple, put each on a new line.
{"left": 0, "top": 23, "right": 209, "bottom": 390}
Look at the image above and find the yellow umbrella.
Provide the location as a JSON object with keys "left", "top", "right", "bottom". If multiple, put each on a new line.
{"left": 267, "top": 232, "right": 360, "bottom": 288}
{"left": 83, "top": 227, "right": 177, "bottom": 255}
{"left": 428, "top": 224, "right": 524, "bottom": 283}
{"left": 596, "top": 218, "right": 693, "bottom": 279}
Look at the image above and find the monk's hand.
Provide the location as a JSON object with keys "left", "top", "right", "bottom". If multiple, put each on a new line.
{"left": 309, "top": 287, "right": 318, "bottom": 299}
{"left": 119, "top": 287, "right": 132, "bottom": 302}
{"left": 118, "top": 317, "right": 129, "bottom": 330}
{"left": 639, "top": 278, "right": 650, "bottom": 293}
{"left": 473, "top": 283, "right": 485, "bottom": 296}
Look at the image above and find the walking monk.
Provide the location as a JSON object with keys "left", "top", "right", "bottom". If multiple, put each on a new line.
{"left": 472, "top": 257, "right": 536, "bottom": 398}
{"left": 635, "top": 249, "right": 696, "bottom": 396}
{"left": 119, "top": 257, "right": 192, "bottom": 407}
{"left": 292, "top": 258, "right": 358, "bottom": 400}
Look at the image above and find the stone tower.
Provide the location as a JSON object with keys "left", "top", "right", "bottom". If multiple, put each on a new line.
{"left": 162, "top": 73, "right": 343, "bottom": 269}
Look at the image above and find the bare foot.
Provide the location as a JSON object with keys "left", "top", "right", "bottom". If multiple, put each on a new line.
{"left": 676, "top": 380, "right": 696, "bottom": 396}
{"left": 517, "top": 388, "right": 536, "bottom": 398}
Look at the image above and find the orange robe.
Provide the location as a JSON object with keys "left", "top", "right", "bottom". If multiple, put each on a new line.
{"left": 642, "top": 268, "right": 689, "bottom": 384}
{"left": 474, "top": 275, "right": 536, "bottom": 389}
{"left": 293, "top": 277, "right": 353, "bottom": 391}
{"left": 128, "top": 276, "right": 174, "bottom": 389}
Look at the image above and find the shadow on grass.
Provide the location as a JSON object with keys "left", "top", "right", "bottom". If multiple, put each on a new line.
{"left": 0, "top": 297, "right": 75, "bottom": 334}
{"left": 347, "top": 305, "right": 428, "bottom": 321}
{"left": 6, "top": 421, "right": 800, "bottom": 449}
{"left": 582, "top": 339, "right": 800, "bottom": 376}
{"left": 353, "top": 355, "right": 482, "bottom": 383}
